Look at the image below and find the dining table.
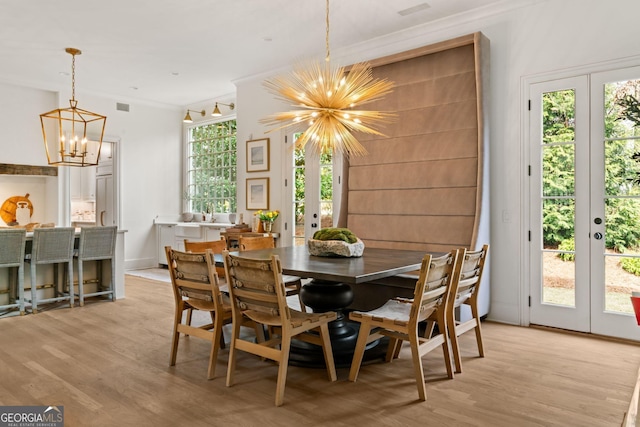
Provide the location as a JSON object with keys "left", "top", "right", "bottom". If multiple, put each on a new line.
{"left": 226, "top": 244, "right": 437, "bottom": 367}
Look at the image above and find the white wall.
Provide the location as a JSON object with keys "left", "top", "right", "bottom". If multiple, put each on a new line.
{"left": 233, "top": 0, "right": 640, "bottom": 325}
{"left": 76, "top": 93, "right": 183, "bottom": 269}
{"left": 235, "top": 77, "right": 291, "bottom": 230}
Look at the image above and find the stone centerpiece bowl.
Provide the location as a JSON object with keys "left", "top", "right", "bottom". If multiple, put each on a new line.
{"left": 307, "top": 238, "right": 365, "bottom": 257}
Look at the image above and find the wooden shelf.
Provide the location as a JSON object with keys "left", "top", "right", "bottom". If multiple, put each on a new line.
{"left": 0, "top": 163, "right": 58, "bottom": 176}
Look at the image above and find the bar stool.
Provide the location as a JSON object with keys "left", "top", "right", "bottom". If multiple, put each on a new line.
{"left": 26, "top": 227, "right": 75, "bottom": 313}
{"left": 0, "top": 229, "right": 27, "bottom": 315}
{"left": 76, "top": 226, "right": 117, "bottom": 306}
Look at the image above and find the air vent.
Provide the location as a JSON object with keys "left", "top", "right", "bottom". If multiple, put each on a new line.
{"left": 398, "top": 2, "right": 430, "bottom": 16}
{"left": 116, "top": 102, "right": 130, "bottom": 112}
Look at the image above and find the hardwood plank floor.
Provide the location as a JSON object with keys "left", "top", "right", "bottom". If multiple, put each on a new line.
{"left": 1, "top": 275, "right": 639, "bottom": 426}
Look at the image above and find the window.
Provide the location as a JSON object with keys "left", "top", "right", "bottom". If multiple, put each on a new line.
{"left": 185, "top": 119, "right": 237, "bottom": 213}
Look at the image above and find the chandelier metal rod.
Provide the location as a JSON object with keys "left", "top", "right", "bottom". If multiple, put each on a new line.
{"left": 325, "top": 0, "right": 330, "bottom": 62}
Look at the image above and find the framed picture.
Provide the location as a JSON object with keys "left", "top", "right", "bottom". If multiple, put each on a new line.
{"left": 246, "top": 138, "right": 270, "bottom": 172}
{"left": 246, "top": 178, "right": 269, "bottom": 210}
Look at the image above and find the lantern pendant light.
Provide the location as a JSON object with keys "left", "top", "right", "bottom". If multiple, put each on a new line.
{"left": 40, "top": 48, "right": 107, "bottom": 167}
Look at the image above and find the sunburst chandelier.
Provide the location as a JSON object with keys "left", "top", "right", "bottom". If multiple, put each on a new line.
{"left": 261, "top": 0, "right": 394, "bottom": 157}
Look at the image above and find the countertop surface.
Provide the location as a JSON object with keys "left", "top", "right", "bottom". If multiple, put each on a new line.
{"left": 154, "top": 220, "right": 235, "bottom": 228}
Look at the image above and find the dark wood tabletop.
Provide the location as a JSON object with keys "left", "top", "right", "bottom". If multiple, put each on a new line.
{"left": 225, "top": 245, "right": 431, "bottom": 284}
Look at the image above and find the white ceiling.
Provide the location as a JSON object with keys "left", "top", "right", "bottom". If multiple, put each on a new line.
{"left": 0, "top": 0, "right": 512, "bottom": 108}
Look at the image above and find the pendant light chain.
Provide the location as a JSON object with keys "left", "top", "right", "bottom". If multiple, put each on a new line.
{"left": 71, "top": 52, "right": 76, "bottom": 102}
{"left": 325, "top": 0, "right": 330, "bottom": 62}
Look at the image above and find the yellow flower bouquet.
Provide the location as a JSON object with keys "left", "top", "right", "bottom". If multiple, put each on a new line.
{"left": 255, "top": 210, "right": 279, "bottom": 223}
{"left": 254, "top": 210, "right": 279, "bottom": 233}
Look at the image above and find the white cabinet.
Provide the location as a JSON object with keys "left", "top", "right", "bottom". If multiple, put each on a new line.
{"left": 70, "top": 166, "right": 96, "bottom": 200}
{"left": 96, "top": 174, "right": 114, "bottom": 226}
{"left": 84, "top": 167, "right": 96, "bottom": 199}
{"left": 174, "top": 224, "right": 203, "bottom": 251}
{"left": 204, "top": 227, "right": 222, "bottom": 241}
{"left": 156, "top": 224, "right": 226, "bottom": 265}
{"left": 157, "top": 224, "right": 175, "bottom": 265}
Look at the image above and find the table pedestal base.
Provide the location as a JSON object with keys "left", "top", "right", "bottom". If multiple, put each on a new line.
{"left": 289, "top": 279, "right": 385, "bottom": 368}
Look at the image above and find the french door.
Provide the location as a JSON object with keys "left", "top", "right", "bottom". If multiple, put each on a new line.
{"left": 284, "top": 132, "right": 342, "bottom": 247}
{"left": 529, "top": 67, "right": 640, "bottom": 341}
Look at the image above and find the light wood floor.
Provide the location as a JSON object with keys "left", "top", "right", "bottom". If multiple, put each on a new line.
{"left": 1, "top": 275, "right": 640, "bottom": 426}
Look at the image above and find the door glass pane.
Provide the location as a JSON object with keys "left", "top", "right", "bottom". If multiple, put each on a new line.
{"left": 292, "top": 134, "right": 336, "bottom": 247}
{"left": 293, "top": 143, "right": 305, "bottom": 247}
{"left": 542, "top": 199, "right": 576, "bottom": 306}
{"left": 541, "top": 89, "right": 576, "bottom": 307}
{"left": 320, "top": 151, "right": 333, "bottom": 229}
{"left": 603, "top": 78, "right": 640, "bottom": 313}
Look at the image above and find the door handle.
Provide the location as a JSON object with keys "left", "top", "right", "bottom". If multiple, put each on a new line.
{"left": 100, "top": 211, "right": 105, "bottom": 226}
{"left": 594, "top": 232, "right": 603, "bottom": 240}
{"left": 311, "top": 223, "right": 318, "bottom": 228}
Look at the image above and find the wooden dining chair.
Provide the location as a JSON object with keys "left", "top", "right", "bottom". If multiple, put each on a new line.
{"left": 446, "top": 244, "right": 489, "bottom": 373}
{"left": 165, "top": 246, "right": 232, "bottom": 380}
{"left": 222, "top": 250, "right": 337, "bottom": 406}
{"left": 184, "top": 238, "right": 228, "bottom": 281}
{"left": 237, "top": 235, "right": 306, "bottom": 312}
{"left": 348, "top": 250, "right": 462, "bottom": 401}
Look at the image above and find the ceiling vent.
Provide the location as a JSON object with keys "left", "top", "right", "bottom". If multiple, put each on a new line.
{"left": 116, "top": 102, "right": 130, "bottom": 112}
{"left": 398, "top": 3, "right": 431, "bottom": 16}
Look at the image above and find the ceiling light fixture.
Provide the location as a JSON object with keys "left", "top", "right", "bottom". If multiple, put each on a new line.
{"left": 40, "top": 48, "right": 107, "bottom": 167}
{"left": 260, "top": 0, "right": 394, "bottom": 157}
{"left": 211, "top": 102, "right": 235, "bottom": 117}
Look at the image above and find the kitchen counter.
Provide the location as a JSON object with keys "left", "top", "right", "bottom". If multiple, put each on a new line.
{"left": 153, "top": 220, "right": 235, "bottom": 228}
{"left": 156, "top": 220, "right": 244, "bottom": 265}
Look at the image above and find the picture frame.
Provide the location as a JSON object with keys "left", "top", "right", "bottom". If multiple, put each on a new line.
{"left": 246, "top": 177, "right": 269, "bottom": 210}
{"left": 246, "top": 138, "right": 270, "bottom": 172}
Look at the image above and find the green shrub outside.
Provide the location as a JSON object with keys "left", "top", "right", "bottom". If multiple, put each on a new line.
{"left": 621, "top": 257, "right": 640, "bottom": 276}
{"left": 557, "top": 238, "right": 575, "bottom": 261}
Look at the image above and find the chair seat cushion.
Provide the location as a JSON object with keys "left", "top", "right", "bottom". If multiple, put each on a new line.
{"left": 282, "top": 274, "right": 301, "bottom": 284}
{"left": 350, "top": 299, "right": 412, "bottom": 326}
{"left": 186, "top": 293, "right": 232, "bottom": 313}
{"left": 244, "top": 307, "right": 336, "bottom": 327}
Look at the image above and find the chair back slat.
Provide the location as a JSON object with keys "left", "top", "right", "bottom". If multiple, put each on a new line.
{"left": 223, "top": 250, "right": 290, "bottom": 323}
{"left": 184, "top": 239, "right": 228, "bottom": 278}
{"left": 412, "top": 250, "right": 459, "bottom": 323}
{"left": 238, "top": 236, "right": 276, "bottom": 251}
{"left": 184, "top": 239, "right": 227, "bottom": 253}
{"left": 78, "top": 226, "right": 117, "bottom": 260}
{"left": 0, "top": 229, "right": 27, "bottom": 266}
{"left": 166, "top": 247, "right": 222, "bottom": 305}
{"left": 454, "top": 245, "right": 489, "bottom": 307}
